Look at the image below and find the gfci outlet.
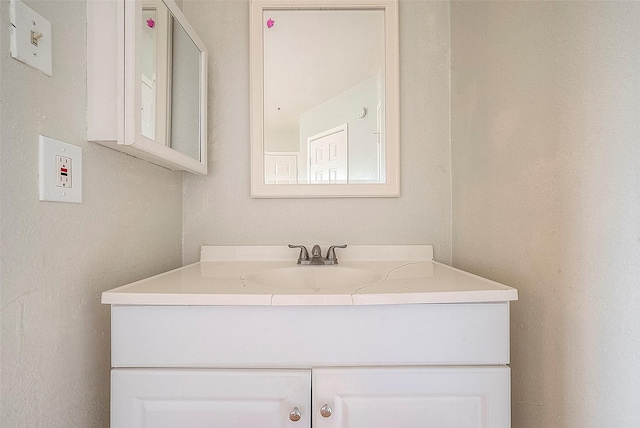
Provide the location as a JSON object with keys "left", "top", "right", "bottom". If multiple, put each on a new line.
{"left": 39, "top": 135, "right": 82, "bottom": 203}
{"left": 56, "top": 155, "right": 71, "bottom": 187}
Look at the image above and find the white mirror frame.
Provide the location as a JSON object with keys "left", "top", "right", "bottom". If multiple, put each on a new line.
{"left": 88, "top": 0, "right": 208, "bottom": 175}
{"left": 250, "top": 0, "right": 399, "bottom": 198}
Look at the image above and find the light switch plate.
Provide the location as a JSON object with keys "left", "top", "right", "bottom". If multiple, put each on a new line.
{"left": 10, "top": 0, "right": 52, "bottom": 76}
{"left": 39, "top": 136, "right": 82, "bottom": 203}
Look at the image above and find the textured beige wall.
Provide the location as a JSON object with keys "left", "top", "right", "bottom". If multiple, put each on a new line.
{"left": 7, "top": 1, "right": 638, "bottom": 427}
{"left": 181, "top": 0, "right": 452, "bottom": 265}
{"left": 0, "top": 1, "right": 184, "bottom": 425}
{"left": 451, "top": 2, "right": 640, "bottom": 426}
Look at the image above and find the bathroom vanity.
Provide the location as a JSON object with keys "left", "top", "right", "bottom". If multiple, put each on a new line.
{"left": 102, "top": 245, "right": 517, "bottom": 427}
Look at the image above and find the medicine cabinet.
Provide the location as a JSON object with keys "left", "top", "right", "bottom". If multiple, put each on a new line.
{"left": 88, "top": 0, "right": 208, "bottom": 174}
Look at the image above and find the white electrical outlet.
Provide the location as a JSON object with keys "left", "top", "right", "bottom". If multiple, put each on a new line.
{"left": 39, "top": 135, "right": 82, "bottom": 203}
{"left": 55, "top": 155, "right": 71, "bottom": 187}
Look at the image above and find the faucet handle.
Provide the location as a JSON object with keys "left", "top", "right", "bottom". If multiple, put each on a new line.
{"left": 288, "top": 244, "right": 310, "bottom": 264}
{"left": 326, "top": 244, "right": 347, "bottom": 263}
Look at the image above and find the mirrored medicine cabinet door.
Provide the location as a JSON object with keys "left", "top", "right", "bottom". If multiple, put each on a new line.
{"left": 250, "top": 0, "right": 399, "bottom": 198}
{"left": 88, "top": 0, "right": 208, "bottom": 174}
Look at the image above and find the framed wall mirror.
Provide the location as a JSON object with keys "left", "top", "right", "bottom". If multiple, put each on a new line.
{"left": 250, "top": 0, "right": 399, "bottom": 197}
{"left": 88, "top": 0, "right": 208, "bottom": 174}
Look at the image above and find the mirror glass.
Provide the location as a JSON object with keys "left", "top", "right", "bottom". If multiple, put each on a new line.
{"left": 251, "top": 0, "right": 399, "bottom": 197}
{"left": 139, "top": 0, "right": 202, "bottom": 162}
{"left": 263, "top": 9, "right": 384, "bottom": 185}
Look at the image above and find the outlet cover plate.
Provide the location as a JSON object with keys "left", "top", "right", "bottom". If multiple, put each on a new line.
{"left": 39, "top": 135, "right": 82, "bottom": 203}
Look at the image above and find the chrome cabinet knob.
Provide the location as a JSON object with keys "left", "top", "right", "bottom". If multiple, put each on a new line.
{"left": 320, "top": 404, "right": 332, "bottom": 418}
{"left": 289, "top": 407, "right": 301, "bottom": 422}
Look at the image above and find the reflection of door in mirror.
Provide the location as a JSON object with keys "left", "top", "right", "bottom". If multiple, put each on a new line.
{"left": 377, "top": 101, "right": 385, "bottom": 183}
{"left": 264, "top": 152, "right": 298, "bottom": 184}
{"left": 308, "top": 124, "right": 348, "bottom": 184}
{"left": 141, "top": 1, "right": 170, "bottom": 145}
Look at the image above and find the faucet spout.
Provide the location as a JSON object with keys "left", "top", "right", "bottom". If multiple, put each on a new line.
{"left": 309, "top": 245, "right": 324, "bottom": 265}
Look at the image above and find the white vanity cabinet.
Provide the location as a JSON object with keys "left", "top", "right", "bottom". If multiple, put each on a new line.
{"left": 103, "top": 246, "right": 517, "bottom": 427}
{"left": 111, "top": 369, "right": 311, "bottom": 427}
{"left": 313, "top": 367, "right": 510, "bottom": 427}
{"left": 111, "top": 366, "right": 509, "bottom": 427}
{"left": 108, "top": 303, "right": 512, "bottom": 427}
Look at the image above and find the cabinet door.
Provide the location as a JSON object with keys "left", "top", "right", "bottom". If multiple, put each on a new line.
{"left": 112, "top": 369, "right": 310, "bottom": 428}
{"left": 313, "top": 367, "right": 510, "bottom": 428}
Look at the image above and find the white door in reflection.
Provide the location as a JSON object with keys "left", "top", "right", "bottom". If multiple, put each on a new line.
{"left": 264, "top": 152, "right": 298, "bottom": 184}
{"left": 308, "top": 124, "right": 348, "bottom": 184}
{"left": 141, "top": 75, "right": 155, "bottom": 140}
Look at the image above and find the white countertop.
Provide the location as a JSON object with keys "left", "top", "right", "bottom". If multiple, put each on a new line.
{"left": 101, "top": 245, "right": 518, "bottom": 306}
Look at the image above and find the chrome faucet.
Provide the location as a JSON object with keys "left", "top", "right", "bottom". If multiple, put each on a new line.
{"left": 288, "top": 244, "right": 347, "bottom": 265}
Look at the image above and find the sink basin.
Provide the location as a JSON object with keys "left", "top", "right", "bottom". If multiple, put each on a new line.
{"left": 244, "top": 266, "right": 384, "bottom": 289}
